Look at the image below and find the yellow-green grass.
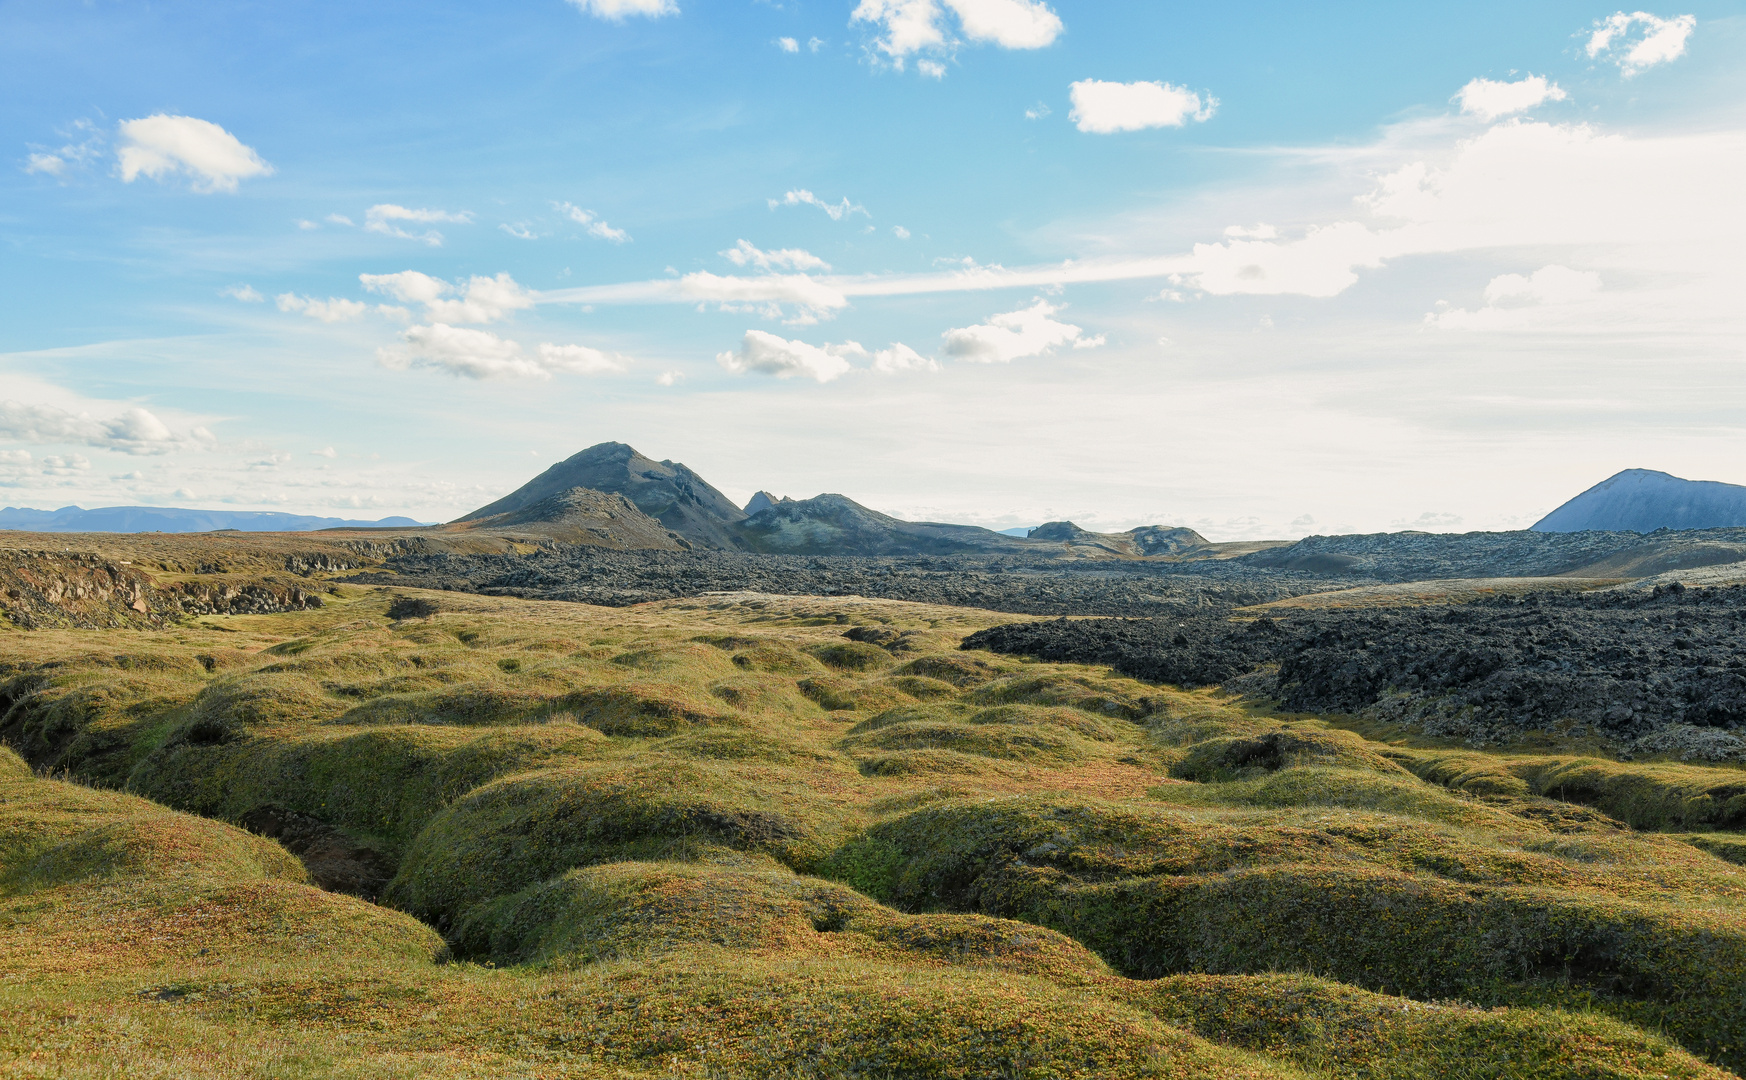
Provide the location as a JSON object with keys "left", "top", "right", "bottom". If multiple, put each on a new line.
{"left": 3, "top": 586, "right": 1746, "bottom": 1076}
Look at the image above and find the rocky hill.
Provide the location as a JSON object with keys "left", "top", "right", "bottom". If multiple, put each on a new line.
{"left": 457, "top": 442, "right": 747, "bottom": 549}
{"left": 736, "top": 493, "right": 1031, "bottom": 556}
{"left": 1028, "top": 520, "right": 1212, "bottom": 557}
{"left": 1239, "top": 526, "right": 1746, "bottom": 581}
{"left": 1534, "top": 468, "right": 1746, "bottom": 532}
{"left": 444, "top": 486, "right": 688, "bottom": 550}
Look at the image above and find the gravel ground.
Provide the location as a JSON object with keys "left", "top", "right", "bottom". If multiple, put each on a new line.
{"left": 963, "top": 584, "right": 1746, "bottom": 753}
{"left": 347, "top": 548, "right": 1353, "bottom": 617}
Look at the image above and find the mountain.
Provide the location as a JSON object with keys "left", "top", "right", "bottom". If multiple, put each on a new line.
{"left": 1028, "top": 521, "right": 1212, "bottom": 558}
{"left": 0, "top": 505, "right": 424, "bottom": 534}
{"left": 1533, "top": 469, "right": 1746, "bottom": 533}
{"left": 737, "top": 493, "right": 1030, "bottom": 556}
{"left": 446, "top": 487, "right": 688, "bottom": 549}
{"left": 457, "top": 442, "right": 747, "bottom": 549}
{"left": 744, "top": 491, "right": 783, "bottom": 515}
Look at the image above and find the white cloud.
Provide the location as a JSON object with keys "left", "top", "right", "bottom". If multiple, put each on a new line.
{"left": 313, "top": 446, "right": 337, "bottom": 458}
{"left": 656, "top": 370, "right": 683, "bottom": 386}
{"left": 1024, "top": 102, "right": 1051, "bottom": 121}
{"left": 1456, "top": 75, "right": 1567, "bottom": 121}
{"left": 536, "top": 343, "right": 626, "bottom": 375}
{"left": 870, "top": 343, "right": 938, "bottom": 373}
{"left": 222, "top": 284, "right": 264, "bottom": 302}
{"left": 942, "top": 300, "right": 1094, "bottom": 363}
{"left": 1068, "top": 80, "right": 1216, "bottom": 133}
{"left": 851, "top": 0, "right": 1062, "bottom": 61}
{"left": 359, "top": 271, "right": 535, "bottom": 324}
{"left": 769, "top": 189, "right": 867, "bottom": 220}
{"left": 1587, "top": 11, "right": 1696, "bottom": 76}
{"left": 297, "top": 219, "right": 319, "bottom": 230}
{"left": 679, "top": 271, "right": 848, "bottom": 321}
{"left": 917, "top": 59, "right": 947, "bottom": 79}
{"left": 115, "top": 114, "right": 272, "bottom": 193}
{"left": 276, "top": 294, "right": 368, "bottom": 323}
{"left": 0, "top": 450, "right": 32, "bottom": 466}
{"left": 720, "top": 239, "right": 831, "bottom": 272}
{"left": 41, "top": 454, "right": 91, "bottom": 476}
{"left": 25, "top": 153, "right": 65, "bottom": 176}
{"left": 717, "top": 331, "right": 859, "bottom": 382}
{"left": 893, "top": 225, "right": 911, "bottom": 239}
{"left": 1428, "top": 264, "right": 1605, "bottom": 330}
{"left": 1223, "top": 223, "right": 1278, "bottom": 240}
{"left": 0, "top": 401, "right": 213, "bottom": 456}
{"left": 809, "top": 36, "right": 825, "bottom": 52}
{"left": 378, "top": 325, "right": 625, "bottom": 380}
{"left": 555, "top": 202, "right": 630, "bottom": 243}
{"left": 567, "top": 0, "right": 677, "bottom": 18}
{"left": 358, "top": 270, "right": 450, "bottom": 307}
{"left": 500, "top": 223, "right": 539, "bottom": 240}
{"left": 364, "top": 204, "right": 472, "bottom": 245}
{"left": 326, "top": 213, "right": 355, "bottom": 226}
{"left": 778, "top": 36, "right": 800, "bottom": 52}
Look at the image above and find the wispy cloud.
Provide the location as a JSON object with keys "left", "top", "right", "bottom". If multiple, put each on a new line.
{"left": 364, "top": 204, "right": 473, "bottom": 245}
{"left": 566, "top": 0, "right": 678, "bottom": 20}
{"left": 276, "top": 294, "right": 368, "bottom": 322}
{"left": 721, "top": 239, "right": 831, "bottom": 272}
{"left": 359, "top": 271, "right": 535, "bottom": 324}
{"left": 377, "top": 324, "right": 625, "bottom": 380}
{"left": 555, "top": 201, "right": 630, "bottom": 243}
{"left": 769, "top": 189, "right": 867, "bottom": 220}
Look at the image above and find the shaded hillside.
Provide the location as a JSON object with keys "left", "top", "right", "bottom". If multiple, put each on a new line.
{"left": 0, "top": 504, "right": 422, "bottom": 532}
{"left": 1240, "top": 526, "right": 1746, "bottom": 581}
{"left": 735, "top": 493, "right": 1030, "bottom": 556}
{"left": 1029, "top": 520, "right": 1213, "bottom": 557}
{"left": 1535, "top": 469, "right": 1746, "bottom": 533}
{"left": 446, "top": 486, "right": 687, "bottom": 550}
{"left": 458, "top": 442, "right": 746, "bottom": 549}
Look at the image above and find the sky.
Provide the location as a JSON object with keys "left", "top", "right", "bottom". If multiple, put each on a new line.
{"left": 3, "top": 0, "right": 1744, "bottom": 539}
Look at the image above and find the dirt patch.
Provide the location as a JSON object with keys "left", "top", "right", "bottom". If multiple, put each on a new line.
{"left": 237, "top": 805, "right": 393, "bottom": 899}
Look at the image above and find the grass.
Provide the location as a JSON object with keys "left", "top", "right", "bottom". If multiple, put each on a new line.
{"left": 3, "top": 583, "right": 1745, "bottom": 1077}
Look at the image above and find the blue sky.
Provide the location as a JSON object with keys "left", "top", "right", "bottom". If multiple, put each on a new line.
{"left": 4, "top": 1, "right": 1744, "bottom": 537}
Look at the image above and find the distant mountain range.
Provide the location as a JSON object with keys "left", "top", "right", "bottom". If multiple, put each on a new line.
{"left": 0, "top": 505, "right": 424, "bottom": 534}
{"left": 1533, "top": 469, "right": 1746, "bottom": 533}
{"left": 454, "top": 441, "right": 1250, "bottom": 560}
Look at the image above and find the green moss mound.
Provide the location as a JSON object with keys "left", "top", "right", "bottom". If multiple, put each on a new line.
{"left": 127, "top": 722, "right": 607, "bottom": 853}
{"left": 384, "top": 758, "right": 845, "bottom": 929}
{"left": 863, "top": 794, "right": 1746, "bottom": 1068}
{"left": 841, "top": 720, "right": 1092, "bottom": 764}
{"left": 1173, "top": 726, "right": 1409, "bottom": 781}
{"left": 1130, "top": 972, "right": 1729, "bottom": 1080}
{"left": 1403, "top": 749, "right": 1746, "bottom": 831}
{"left": 806, "top": 640, "right": 895, "bottom": 672}
{"left": 968, "top": 671, "right": 1151, "bottom": 719}
{"left": 1150, "top": 766, "right": 1520, "bottom": 829}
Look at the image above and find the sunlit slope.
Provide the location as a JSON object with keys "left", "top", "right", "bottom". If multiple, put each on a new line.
{"left": 2, "top": 587, "right": 1743, "bottom": 1077}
